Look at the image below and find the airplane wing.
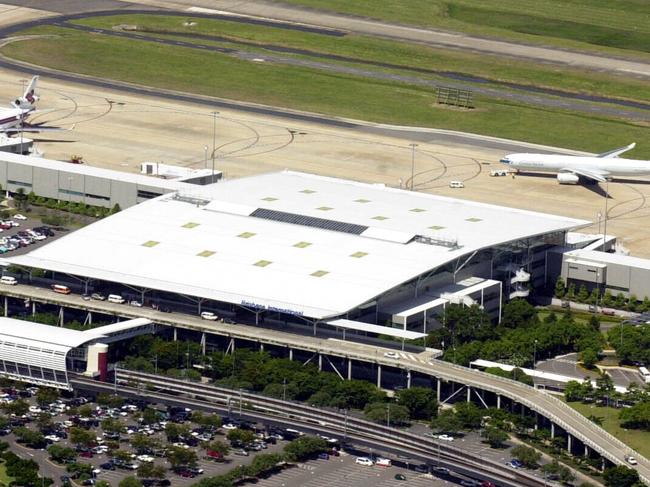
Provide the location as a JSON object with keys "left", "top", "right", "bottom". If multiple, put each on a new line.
{"left": 560, "top": 167, "right": 609, "bottom": 182}
{"left": 597, "top": 142, "right": 636, "bottom": 158}
{"left": 1, "top": 124, "right": 74, "bottom": 134}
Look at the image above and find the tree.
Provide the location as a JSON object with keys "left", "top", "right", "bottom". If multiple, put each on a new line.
{"left": 602, "top": 290, "right": 614, "bottom": 307}
{"left": 96, "top": 481, "right": 111, "bottom": 487}
{"left": 283, "top": 436, "right": 328, "bottom": 462}
{"left": 36, "top": 388, "right": 59, "bottom": 406}
{"left": 2, "top": 398, "right": 29, "bottom": 416}
{"left": 131, "top": 434, "right": 159, "bottom": 453}
{"left": 141, "top": 407, "right": 159, "bottom": 425}
{"left": 430, "top": 409, "right": 463, "bottom": 434}
{"left": 565, "top": 283, "right": 576, "bottom": 301}
{"left": 110, "top": 203, "right": 122, "bottom": 215}
{"left": 164, "top": 422, "right": 190, "bottom": 441}
{"left": 554, "top": 277, "right": 566, "bottom": 298}
{"left": 615, "top": 293, "right": 627, "bottom": 309}
{"left": 603, "top": 465, "right": 640, "bottom": 487}
{"left": 226, "top": 428, "right": 256, "bottom": 445}
{"left": 101, "top": 417, "right": 125, "bottom": 434}
{"left": 588, "top": 314, "right": 600, "bottom": 332}
{"left": 627, "top": 295, "right": 638, "bottom": 312}
{"left": 396, "top": 387, "right": 438, "bottom": 420}
{"left": 97, "top": 393, "right": 124, "bottom": 409}
{"left": 454, "top": 402, "right": 483, "bottom": 430}
{"left": 587, "top": 288, "right": 600, "bottom": 305}
{"left": 137, "top": 463, "right": 166, "bottom": 480}
{"left": 364, "top": 402, "right": 409, "bottom": 425}
{"left": 511, "top": 445, "right": 541, "bottom": 469}
{"left": 36, "top": 411, "right": 54, "bottom": 432}
{"left": 119, "top": 477, "right": 143, "bottom": 487}
{"left": 47, "top": 444, "right": 77, "bottom": 463}
{"left": 619, "top": 401, "right": 650, "bottom": 430}
{"left": 13, "top": 426, "right": 45, "bottom": 448}
{"left": 481, "top": 425, "right": 509, "bottom": 448}
{"left": 206, "top": 440, "right": 230, "bottom": 456}
{"left": 166, "top": 446, "right": 198, "bottom": 468}
{"left": 69, "top": 427, "right": 96, "bottom": 447}
{"left": 577, "top": 285, "right": 589, "bottom": 303}
{"left": 247, "top": 453, "right": 284, "bottom": 477}
{"left": 580, "top": 348, "right": 599, "bottom": 369}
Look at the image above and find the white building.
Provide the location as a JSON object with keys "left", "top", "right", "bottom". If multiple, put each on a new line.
{"left": 2, "top": 171, "right": 588, "bottom": 336}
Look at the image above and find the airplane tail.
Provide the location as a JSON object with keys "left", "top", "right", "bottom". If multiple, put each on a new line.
{"left": 11, "top": 76, "right": 39, "bottom": 110}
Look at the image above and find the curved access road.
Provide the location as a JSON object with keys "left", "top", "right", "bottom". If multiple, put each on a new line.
{"left": 125, "top": 0, "right": 650, "bottom": 79}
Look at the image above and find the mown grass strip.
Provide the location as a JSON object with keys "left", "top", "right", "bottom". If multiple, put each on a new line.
{"left": 71, "top": 14, "right": 650, "bottom": 104}
{"left": 3, "top": 27, "right": 650, "bottom": 158}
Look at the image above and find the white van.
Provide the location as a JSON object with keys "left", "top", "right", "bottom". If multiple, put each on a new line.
{"left": 0, "top": 276, "right": 17, "bottom": 285}
{"left": 449, "top": 181, "right": 464, "bottom": 188}
{"left": 107, "top": 294, "right": 125, "bottom": 304}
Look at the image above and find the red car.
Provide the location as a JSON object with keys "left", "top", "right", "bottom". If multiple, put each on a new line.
{"left": 79, "top": 451, "right": 93, "bottom": 458}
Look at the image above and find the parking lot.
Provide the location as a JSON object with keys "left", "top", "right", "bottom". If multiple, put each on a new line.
{"left": 0, "top": 213, "right": 69, "bottom": 257}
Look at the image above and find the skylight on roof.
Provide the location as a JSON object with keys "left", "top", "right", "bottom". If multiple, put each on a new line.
{"left": 354, "top": 198, "right": 371, "bottom": 203}
{"left": 182, "top": 222, "right": 200, "bottom": 229}
{"left": 311, "top": 270, "right": 329, "bottom": 277}
{"left": 429, "top": 225, "right": 445, "bottom": 230}
{"left": 294, "top": 241, "right": 312, "bottom": 248}
{"left": 410, "top": 208, "right": 426, "bottom": 213}
{"left": 238, "top": 232, "right": 256, "bottom": 238}
{"left": 350, "top": 251, "right": 368, "bottom": 258}
{"left": 254, "top": 260, "right": 272, "bottom": 267}
{"left": 142, "top": 241, "right": 159, "bottom": 248}
{"left": 300, "top": 189, "right": 316, "bottom": 194}
{"left": 197, "top": 250, "right": 215, "bottom": 257}
{"left": 372, "top": 216, "right": 389, "bottom": 221}
{"left": 262, "top": 197, "right": 278, "bottom": 202}
{"left": 317, "top": 206, "right": 334, "bottom": 211}
{"left": 466, "top": 218, "right": 482, "bottom": 222}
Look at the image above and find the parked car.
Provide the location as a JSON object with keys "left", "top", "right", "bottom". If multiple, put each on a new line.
{"left": 13, "top": 214, "right": 27, "bottom": 220}
{"left": 383, "top": 351, "right": 399, "bottom": 359}
{"left": 355, "top": 457, "right": 373, "bottom": 466}
{"left": 436, "top": 434, "right": 455, "bottom": 441}
{"left": 91, "top": 293, "right": 106, "bottom": 301}
{"left": 200, "top": 312, "right": 218, "bottom": 321}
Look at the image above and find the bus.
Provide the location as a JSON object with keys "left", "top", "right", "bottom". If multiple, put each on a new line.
{"left": 639, "top": 367, "right": 650, "bottom": 384}
{"left": 51, "top": 284, "right": 71, "bottom": 294}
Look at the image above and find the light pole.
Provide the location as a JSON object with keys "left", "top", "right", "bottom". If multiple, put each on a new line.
{"left": 386, "top": 403, "right": 390, "bottom": 428}
{"left": 282, "top": 378, "right": 287, "bottom": 402}
{"left": 211, "top": 111, "right": 219, "bottom": 184}
{"left": 409, "top": 143, "right": 418, "bottom": 190}
{"left": 238, "top": 388, "right": 243, "bottom": 417}
{"left": 204, "top": 145, "right": 208, "bottom": 169}
{"left": 603, "top": 179, "right": 609, "bottom": 249}
{"left": 533, "top": 339, "right": 538, "bottom": 369}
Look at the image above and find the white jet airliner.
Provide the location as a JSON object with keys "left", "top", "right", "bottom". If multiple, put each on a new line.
{"left": 500, "top": 143, "right": 650, "bottom": 184}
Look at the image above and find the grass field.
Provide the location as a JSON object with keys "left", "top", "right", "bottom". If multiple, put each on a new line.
{"left": 569, "top": 401, "right": 650, "bottom": 459}
{"left": 275, "top": 0, "right": 650, "bottom": 57}
{"left": 3, "top": 26, "right": 650, "bottom": 157}
{"left": 0, "top": 461, "right": 13, "bottom": 486}
{"left": 72, "top": 14, "right": 650, "bottom": 104}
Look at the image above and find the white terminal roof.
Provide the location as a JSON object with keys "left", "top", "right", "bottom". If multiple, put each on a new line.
{"left": 4, "top": 171, "right": 588, "bottom": 319}
{"left": 0, "top": 318, "right": 106, "bottom": 352}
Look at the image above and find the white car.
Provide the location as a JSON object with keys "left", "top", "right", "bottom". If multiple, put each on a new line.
{"left": 355, "top": 457, "right": 374, "bottom": 466}
{"left": 436, "top": 434, "right": 454, "bottom": 441}
{"left": 376, "top": 458, "right": 392, "bottom": 467}
{"left": 383, "top": 351, "right": 399, "bottom": 359}
{"left": 44, "top": 435, "right": 60, "bottom": 443}
{"left": 13, "top": 214, "right": 27, "bottom": 220}
{"left": 136, "top": 455, "right": 154, "bottom": 463}
{"left": 129, "top": 301, "right": 143, "bottom": 307}
{"left": 200, "top": 311, "right": 218, "bottom": 321}
{"left": 28, "top": 406, "right": 42, "bottom": 414}
{"left": 222, "top": 423, "right": 237, "bottom": 430}
{"left": 625, "top": 455, "right": 638, "bottom": 465}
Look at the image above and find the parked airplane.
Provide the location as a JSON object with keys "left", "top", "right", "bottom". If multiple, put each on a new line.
{"left": 500, "top": 143, "right": 649, "bottom": 184}
{"left": 0, "top": 76, "right": 66, "bottom": 134}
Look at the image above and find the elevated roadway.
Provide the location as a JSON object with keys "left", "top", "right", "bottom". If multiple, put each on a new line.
{"left": 72, "top": 370, "right": 545, "bottom": 487}
{"left": 2, "top": 283, "right": 649, "bottom": 482}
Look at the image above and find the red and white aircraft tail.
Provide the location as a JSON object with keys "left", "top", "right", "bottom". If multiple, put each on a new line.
{"left": 11, "top": 76, "right": 39, "bottom": 111}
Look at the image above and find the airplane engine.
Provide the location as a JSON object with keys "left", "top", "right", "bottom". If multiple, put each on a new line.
{"left": 557, "top": 173, "right": 579, "bottom": 185}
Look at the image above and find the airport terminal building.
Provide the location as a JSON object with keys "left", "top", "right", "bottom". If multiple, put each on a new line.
{"left": 1, "top": 171, "right": 588, "bottom": 337}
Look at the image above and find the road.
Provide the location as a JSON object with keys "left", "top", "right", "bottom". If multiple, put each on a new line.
{"left": 108, "top": 0, "right": 650, "bottom": 79}
{"left": 2, "top": 283, "right": 649, "bottom": 482}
